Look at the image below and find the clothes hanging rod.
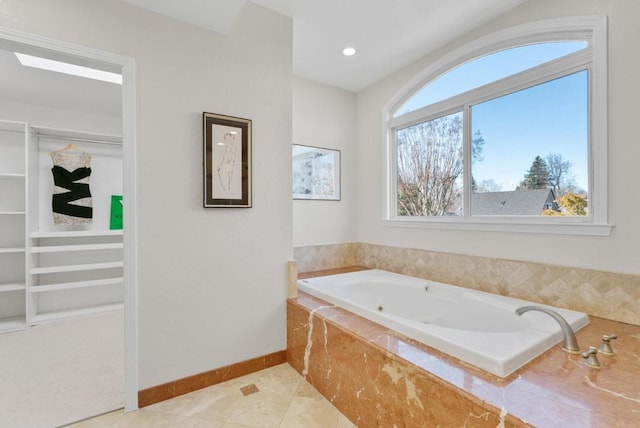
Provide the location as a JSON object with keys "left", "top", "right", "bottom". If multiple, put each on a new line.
{"left": 32, "top": 132, "right": 122, "bottom": 146}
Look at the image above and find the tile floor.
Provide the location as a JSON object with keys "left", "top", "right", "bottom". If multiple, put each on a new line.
{"left": 67, "top": 364, "right": 355, "bottom": 428}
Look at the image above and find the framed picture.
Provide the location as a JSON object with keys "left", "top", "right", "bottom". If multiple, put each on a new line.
{"left": 292, "top": 144, "right": 341, "bottom": 200}
{"left": 203, "top": 112, "right": 252, "bottom": 207}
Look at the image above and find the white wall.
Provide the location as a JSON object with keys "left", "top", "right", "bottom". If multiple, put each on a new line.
{"left": 292, "top": 77, "right": 357, "bottom": 246}
{"left": 0, "top": 0, "right": 292, "bottom": 389}
{"left": 356, "top": 0, "right": 640, "bottom": 275}
{"left": 0, "top": 99, "right": 121, "bottom": 135}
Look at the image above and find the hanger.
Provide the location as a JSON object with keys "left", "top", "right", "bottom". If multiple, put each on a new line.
{"left": 51, "top": 143, "right": 89, "bottom": 156}
{"left": 51, "top": 143, "right": 91, "bottom": 156}
{"left": 58, "top": 143, "right": 82, "bottom": 152}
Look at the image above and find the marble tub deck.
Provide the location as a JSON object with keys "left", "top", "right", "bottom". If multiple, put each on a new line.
{"left": 289, "top": 268, "right": 640, "bottom": 427}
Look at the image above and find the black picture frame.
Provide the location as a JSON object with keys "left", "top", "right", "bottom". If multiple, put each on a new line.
{"left": 203, "top": 112, "right": 252, "bottom": 208}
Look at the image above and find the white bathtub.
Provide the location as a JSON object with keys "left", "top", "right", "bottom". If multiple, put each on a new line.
{"left": 298, "top": 269, "right": 589, "bottom": 377}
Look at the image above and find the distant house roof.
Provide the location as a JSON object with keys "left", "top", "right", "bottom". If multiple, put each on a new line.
{"left": 471, "top": 189, "right": 558, "bottom": 215}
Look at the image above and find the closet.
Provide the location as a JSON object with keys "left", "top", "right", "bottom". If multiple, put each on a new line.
{"left": 0, "top": 119, "right": 123, "bottom": 333}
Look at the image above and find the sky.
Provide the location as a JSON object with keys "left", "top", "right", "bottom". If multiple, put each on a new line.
{"left": 396, "top": 42, "right": 589, "bottom": 193}
{"left": 471, "top": 70, "right": 588, "bottom": 192}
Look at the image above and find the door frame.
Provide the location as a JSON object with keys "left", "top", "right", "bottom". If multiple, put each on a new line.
{"left": 0, "top": 26, "right": 139, "bottom": 410}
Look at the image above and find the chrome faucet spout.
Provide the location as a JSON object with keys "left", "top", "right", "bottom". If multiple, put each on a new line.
{"left": 515, "top": 305, "right": 581, "bottom": 354}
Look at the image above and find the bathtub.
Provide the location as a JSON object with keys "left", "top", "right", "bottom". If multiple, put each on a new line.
{"left": 297, "top": 269, "right": 589, "bottom": 377}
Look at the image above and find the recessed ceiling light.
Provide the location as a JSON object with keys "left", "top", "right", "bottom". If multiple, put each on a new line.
{"left": 14, "top": 52, "right": 122, "bottom": 85}
{"left": 342, "top": 47, "right": 357, "bottom": 56}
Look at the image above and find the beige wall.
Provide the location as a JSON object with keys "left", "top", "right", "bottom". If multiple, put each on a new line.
{"left": 356, "top": 0, "right": 640, "bottom": 275}
{"left": 0, "top": 0, "right": 293, "bottom": 389}
{"left": 292, "top": 77, "right": 357, "bottom": 247}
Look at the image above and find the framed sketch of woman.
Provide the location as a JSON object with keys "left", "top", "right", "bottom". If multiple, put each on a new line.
{"left": 203, "top": 112, "right": 252, "bottom": 208}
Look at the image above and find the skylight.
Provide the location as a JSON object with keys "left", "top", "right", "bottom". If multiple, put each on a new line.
{"left": 14, "top": 52, "right": 122, "bottom": 85}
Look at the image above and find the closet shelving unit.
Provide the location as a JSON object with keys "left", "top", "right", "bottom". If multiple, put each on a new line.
{"left": 0, "top": 122, "right": 124, "bottom": 330}
{"left": 28, "top": 231, "right": 124, "bottom": 324}
{"left": 27, "top": 126, "right": 124, "bottom": 324}
{"left": 0, "top": 120, "right": 28, "bottom": 333}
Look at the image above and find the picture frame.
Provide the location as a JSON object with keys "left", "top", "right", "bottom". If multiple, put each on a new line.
{"left": 292, "top": 144, "right": 341, "bottom": 201}
{"left": 203, "top": 112, "right": 252, "bottom": 208}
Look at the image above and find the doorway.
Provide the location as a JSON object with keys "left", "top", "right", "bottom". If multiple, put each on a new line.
{"left": 0, "top": 27, "right": 137, "bottom": 426}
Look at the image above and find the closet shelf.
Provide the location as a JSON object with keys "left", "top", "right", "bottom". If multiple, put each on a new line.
{"left": 30, "top": 303, "right": 124, "bottom": 325}
{"left": 0, "top": 316, "right": 27, "bottom": 333}
{"left": 31, "top": 230, "right": 123, "bottom": 239}
{"left": 0, "top": 211, "right": 26, "bottom": 215}
{"left": 30, "top": 277, "right": 124, "bottom": 293}
{"left": 31, "top": 243, "right": 123, "bottom": 253}
{"left": 0, "top": 247, "right": 26, "bottom": 254}
{"left": 30, "top": 261, "right": 123, "bottom": 275}
{"left": 0, "top": 173, "right": 26, "bottom": 179}
{"left": 0, "top": 283, "right": 26, "bottom": 292}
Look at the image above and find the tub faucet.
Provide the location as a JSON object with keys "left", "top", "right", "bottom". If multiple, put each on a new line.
{"left": 515, "top": 306, "right": 581, "bottom": 354}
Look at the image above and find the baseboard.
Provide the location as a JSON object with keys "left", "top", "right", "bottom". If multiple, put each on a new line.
{"left": 138, "top": 350, "right": 287, "bottom": 407}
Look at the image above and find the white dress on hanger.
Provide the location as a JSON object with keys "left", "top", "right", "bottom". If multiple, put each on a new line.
{"left": 50, "top": 148, "right": 93, "bottom": 225}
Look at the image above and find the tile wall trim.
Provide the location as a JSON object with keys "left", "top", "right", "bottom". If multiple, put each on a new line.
{"left": 293, "top": 242, "right": 359, "bottom": 274}
{"left": 138, "top": 350, "right": 287, "bottom": 407}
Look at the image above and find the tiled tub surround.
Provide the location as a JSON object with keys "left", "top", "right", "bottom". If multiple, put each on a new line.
{"left": 288, "top": 283, "right": 640, "bottom": 427}
{"left": 295, "top": 243, "right": 359, "bottom": 274}
{"left": 293, "top": 243, "right": 640, "bottom": 326}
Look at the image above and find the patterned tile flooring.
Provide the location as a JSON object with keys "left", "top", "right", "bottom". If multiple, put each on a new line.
{"left": 67, "top": 364, "right": 354, "bottom": 428}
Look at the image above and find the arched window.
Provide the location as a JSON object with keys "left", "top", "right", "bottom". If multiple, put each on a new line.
{"left": 394, "top": 41, "right": 587, "bottom": 117}
{"left": 385, "top": 16, "right": 610, "bottom": 235}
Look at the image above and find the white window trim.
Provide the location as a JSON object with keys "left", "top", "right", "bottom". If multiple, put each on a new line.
{"left": 382, "top": 15, "right": 612, "bottom": 236}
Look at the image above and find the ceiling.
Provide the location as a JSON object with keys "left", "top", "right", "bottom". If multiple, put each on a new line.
{"left": 122, "top": 0, "right": 528, "bottom": 92}
{"left": 0, "top": 0, "right": 527, "bottom": 118}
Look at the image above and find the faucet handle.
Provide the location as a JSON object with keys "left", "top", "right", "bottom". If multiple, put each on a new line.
{"left": 582, "top": 346, "right": 601, "bottom": 369}
{"left": 598, "top": 333, "right": 617, "bottom": 355}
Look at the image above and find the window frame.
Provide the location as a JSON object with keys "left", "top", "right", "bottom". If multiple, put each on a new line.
{"left": 383, "top": 16, "right": 611, "bottom": 236}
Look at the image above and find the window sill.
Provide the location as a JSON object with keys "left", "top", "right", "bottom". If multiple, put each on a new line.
{"left": 382, "top": 218, "right": 614, "bottom": 236}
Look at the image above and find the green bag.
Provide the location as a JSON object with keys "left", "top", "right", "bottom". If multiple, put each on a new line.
{"left": 110, "top": 195, "right": 123, "bottom": 230}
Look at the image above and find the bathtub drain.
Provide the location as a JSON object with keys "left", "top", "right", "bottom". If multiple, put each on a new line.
{"left": 378, "top": 306, "right": 384, "bottom": 312}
